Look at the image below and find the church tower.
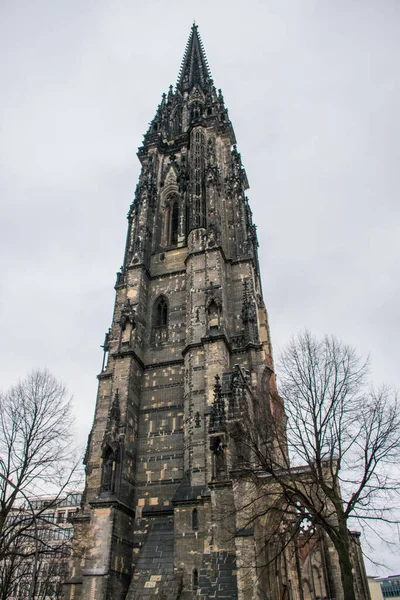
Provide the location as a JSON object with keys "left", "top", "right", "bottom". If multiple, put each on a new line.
{"left": 65, "top": 24, "right": 303, "bottom": 600}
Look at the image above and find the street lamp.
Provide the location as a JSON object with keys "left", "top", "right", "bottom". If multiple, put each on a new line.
{"left": 0, "top": 472, "right": 39, "bottom": 600}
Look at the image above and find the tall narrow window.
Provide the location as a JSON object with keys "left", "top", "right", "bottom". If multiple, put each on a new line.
{"left": 192, "top": 508, "right": 199, "bottom": 531}
{"left": 153, "top": 296, "right": 168, "bottom": 343}
{"left": 155, "top": 297, "right": 167, "bottom": 327}
{"left": 193, "top": 569, "right": 199, "bottom": 590}
{"left": 170, "top": 201, "right": 179, "bottom": 246}
{"left": 191, "top": 129, "right": 205, "bottom": 229}
{"left": 162, "top": 204, "right": 171, "bottom": 247}
{"left": 162, "top": 197, "right": 180, "bottom": 247}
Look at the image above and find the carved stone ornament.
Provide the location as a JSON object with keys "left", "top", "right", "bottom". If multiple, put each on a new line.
{"left": 209, "top": 374, "right": 226, "bottom": 434}
{"left": 188, "top": 84, "right": 205, "bottom": 105}
{"left": 119, "top": 299, "right": 136, "bottom": 331}
{"left": 100, "top": 390, "right": 122, "bottom": 494}
{"left": 241, "top": 280, "right": 257, "bottom": 324}
{"left": 205, "top": 223, "right": 221, "bottom": 248}
{"left": 207, "top": 136, "right": 216, "bottom": 161}
{"left": 205, "top": 281, "right": 222, "bottom": 308}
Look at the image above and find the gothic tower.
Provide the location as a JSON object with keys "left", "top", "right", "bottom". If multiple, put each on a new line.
{"left": 65, "top": 24, "right": 354, "bottom": 600}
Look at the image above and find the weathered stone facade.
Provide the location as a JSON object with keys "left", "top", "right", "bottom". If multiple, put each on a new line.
{"left": 65, "top": 24, "right": 371, "bottom": 600}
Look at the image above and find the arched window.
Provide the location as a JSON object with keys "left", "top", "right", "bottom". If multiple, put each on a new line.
{"left": 192, "top": 508, "right": 199, "bottom": 531}
{"left": 153, "top": 296, "right": 168, "bottom": 343}
{"left": 193, "top": 569, "right": 199, "bottom": 590}
{"left": 155, "top": 297, "right": 168, "bottom": 328}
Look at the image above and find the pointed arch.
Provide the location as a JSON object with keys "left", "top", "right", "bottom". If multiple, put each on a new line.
{"left": 155, "top": 296, "right": 168, "bottom": 328}
{"left": 153, "top": 295, "right": 169, "bottom": 344}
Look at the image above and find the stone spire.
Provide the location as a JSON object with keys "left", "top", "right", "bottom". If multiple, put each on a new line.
{"left": 176, "top": 23, "right": 212, "bottom": 92}
{"left": 142, "top": 24, "right": 230, "bottom": 146}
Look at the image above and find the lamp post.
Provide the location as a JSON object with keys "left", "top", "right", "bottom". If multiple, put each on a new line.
{"left": 0, "top": 472, "right": 39, "bottom": 600}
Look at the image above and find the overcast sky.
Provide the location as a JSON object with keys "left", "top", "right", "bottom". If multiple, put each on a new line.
{"left": 1, "top": 0, "right": 399, "bottom": 576}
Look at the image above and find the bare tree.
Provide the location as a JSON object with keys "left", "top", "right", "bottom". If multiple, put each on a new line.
{"left": 0, "top": 551, "right": 30, "bottom": 600}
{"left": 0, "top": 369, "right": 81, "bottom": 597}
{"left": 0, "top": 543, "right": 70, "bottom": 600}
{"left": 237, "top": 331, "right": 400, "bottom": 600}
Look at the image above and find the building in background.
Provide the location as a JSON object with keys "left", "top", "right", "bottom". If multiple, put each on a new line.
{"left": 376, "top": 575, "right": 400, "bottom": 599}
{"left": 65, "top": 24, "right": 371, "bottom": 600}
{"left": 0, "top": 492, "right": 82, "bottom": 600}
{"left": 368, "top": 576, "right": 384, "bottom": 600}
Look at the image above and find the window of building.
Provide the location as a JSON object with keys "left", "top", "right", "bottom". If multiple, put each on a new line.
{"left": 43, "top": 512, "right": 55, "bottom": 523}
{"left": 153, "top": 296, "right": 168, "bottom": 344}
{"left": 192, "top": 508, "right": 199, "bottom": 531}
{"left": 193, "top": 569, "right": 199, "bottom": 590}
{"left": 69, "top": 493, "right": 82, "bottom": 506}
{"left": 163, "top": 197, "right": 180, "bottom": 247}
{"left": 41, "top": 527, "right": 51, "bottom": 540}
{"left": 170, "top": 201, "right": 179, "bottom": 245}
{"left": 155, "top": 297, "right": 167, "bottom": 327}
{"left": 57, "top": 512, "right": 65, "bottom": 524}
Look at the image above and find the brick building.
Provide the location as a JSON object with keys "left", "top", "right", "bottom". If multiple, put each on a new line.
{"left": 65, "top": 24, "right": 370, "bottom": 600}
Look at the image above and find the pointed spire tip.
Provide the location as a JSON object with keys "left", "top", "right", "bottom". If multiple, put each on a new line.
{"left": 177, "top": 22, "right": 212, "bottom": 91}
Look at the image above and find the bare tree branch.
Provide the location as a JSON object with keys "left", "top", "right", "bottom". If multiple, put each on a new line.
{"left": 230, "top": 331, "right": 399, "bottom": 600}
{"left": 0, "top": 369, "right": 83, "bottom": 598}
